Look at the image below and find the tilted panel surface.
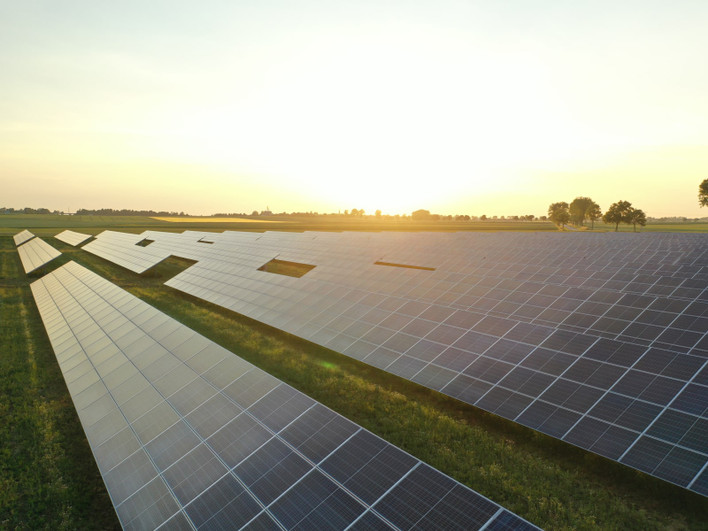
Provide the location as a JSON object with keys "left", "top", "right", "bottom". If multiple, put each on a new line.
{"left": 82, "top": 230, "right": 172, "bottom": 274}
{"left": 13, "top": 229, "right": 35, "bottom": 246}
{"left": 30, "top": 261, "right": 536, "bottom": 530}
{"left": 159, "top": 230, "right": 708, "bottom": 496}
{"left": 17, "top": 236, "right": 62, "bottom": 274}
{"left": 55, "top": 229, "right": 92, "bottom": 246}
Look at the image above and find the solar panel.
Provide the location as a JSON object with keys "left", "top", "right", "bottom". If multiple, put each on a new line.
{"left": 13, "top": 229, "right": 35, "bottom": 246}
{"left": 31, "top": 261, "right": 537, "bottom": 530}
{"left": 16, "top": 236, "right": 62, "bottom": 274}
{"left": 82, "top": 230, "right": 172, "bottom": 273}
{"left": 112, "top": 229, "right": 708, "bottom": 497}
{"left": 55, "top": 229, "right": 92, "bottom": 246}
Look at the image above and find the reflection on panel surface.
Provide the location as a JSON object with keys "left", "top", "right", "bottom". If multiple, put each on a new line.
{"left": 127, "top": 229, "right": 707, "bottom": 496}
{"left": 14, "top": 229, "right": 35, "bottom": 246}
{"left": 17, "top": 236, "right": 61, "bottom": 273}
{"left": 55, "top": 229, "right": 92, "bottom": 246}
{"left": 82, "top": 230, "right": 172, "bottom": 273}
{"left": 31, "top": 261, "right": 536, "bottom": 529}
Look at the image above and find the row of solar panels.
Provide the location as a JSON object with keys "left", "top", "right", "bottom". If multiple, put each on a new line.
{"left": 63, "top": 228, "right": 708, "bottom": 497}
{"left": 16, "top": 231, "right": 538, "bottom": 530}
{"left": 13, "top": 230, "right": 92, "bottom": 273}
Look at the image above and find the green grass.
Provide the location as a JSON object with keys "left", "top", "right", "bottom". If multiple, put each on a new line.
{"left": 636, "top": 222, "right": 708, "bottom": 233}
{"left": 0, "top": 238, "right": 119, "bottom": 529}
{"left": 1, "top": 215, "right": 707, "bottom": 529}
{"left": 258, "top": 258, "right": 317, "bottom": 278}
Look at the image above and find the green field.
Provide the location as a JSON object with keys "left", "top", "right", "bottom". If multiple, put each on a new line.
{"left": 1, "top": 213, "right": 707, "bottom": 236}
{"left": 1, "top": 215, "right": 707, "bottom": 529}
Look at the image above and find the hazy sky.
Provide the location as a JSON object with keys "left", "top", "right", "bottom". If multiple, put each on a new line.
{"left": 2, "top": 1, "right": 707, "bottom": 217}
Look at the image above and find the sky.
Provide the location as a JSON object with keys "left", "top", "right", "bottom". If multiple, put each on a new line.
{"left": 1, "top": 1, "right": 707, "bottom": 217}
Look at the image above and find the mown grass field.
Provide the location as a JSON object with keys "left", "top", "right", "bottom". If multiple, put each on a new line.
{"left": 1, "top": 215, "right": 707, "bottom": 529}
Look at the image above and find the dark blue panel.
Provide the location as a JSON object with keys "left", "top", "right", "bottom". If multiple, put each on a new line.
{"left": 653, "top": 447, "right": 705, "bottom": 487}
{"left": 516, "top": 400, "right": 557, "bottom": 429}
{"left": 647, "top": 409, "right": 696, "bottom": 444}
{"left": 615, "top": 401, "right": 662, "bottom": 432}
{"left": 206, "top": 413, "right": 273, "bottom": 468}
{"left": 486, "top": 509, "right": 538, "bottom": 531}
{"left": 269, "top": 470, "right": 363, "bottom": 530}
{"left": 246, "top": 384, "right": 315, "bottom": 432}
{"left": 590, "top": 425, "right": 638, "bottom": 460}
{"left": 432, "top": 347, "right": 478, "bottom": 372}
{"left": 679, "top": 417, "right": 708, "bottom": 453}
{"left": 442, "top": 374, "right": 493, "bottom": 404}
{"left": 537, "top": 407, "right": 581, "bottom": 439}
{"left": 373, "top": 464, "right": 455, "bottom": 530}
{"left": 336, "top": 444, "right": 417, "bottom": 505}
{"left": 184, "top": 474, "right": 261, "bottom": 529}
{"left": 563, "top": 417, "right": 610, "bottom": 450}
{"left": 464, "top": 357, "right": 514, "bottom": 385}
{"left": 417, "top": 483, "right": 499, "bottom": 529}
{"left": 621, "top": 437, "right": 673, "bottom": 474}
{"left": 484, "top": 339, "right": 535, "bottom": 364}
{"left": 638, "top": 376, "right": 686, "bottom": 407}
{"left": 671, "top": 384, "right": 708, "bottom": 416}
{"left": 346, "top": 510, "right": 394, "bottom": 530}
{"left": 589, "top": 393, "right": 633, "bottom": 424}
{"left": 234, "top": 438, "right": 312, "bottom": 505}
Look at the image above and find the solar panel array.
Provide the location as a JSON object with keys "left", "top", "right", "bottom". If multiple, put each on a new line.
{"left": 16, "top": 236, "right": 62, "bottom": 274}
{"left": 82, "top": 230, "right": 172, "bottom": 273}
{"left": 70, "top": 229, "right": 708, "bottom": 495}
{"left": 31, "top": 261, "right": 536, "bottom": 530}
{"left": 14, "top": 229, "right": 35, "bottom": 246}
{"left": 55, "top": 229, "right": 92, "bottom": 246}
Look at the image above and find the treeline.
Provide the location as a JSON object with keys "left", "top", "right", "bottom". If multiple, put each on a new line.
{"left": 214, "top": 210, "right": 544, "bottom": 221}
{"left": 74, "top": 208, "right": 190, "bottom": 217}
{"left": 0, "top": 207, "right": 193, "bottom": 217}
{"left": 1, "top": 207, "right": 59, "bottom": 215}
{"left": 649, "top": 216, "right": 708, "bottom": 222}
{"left": 547, "top": 197, "right": 647, "bottom": 232}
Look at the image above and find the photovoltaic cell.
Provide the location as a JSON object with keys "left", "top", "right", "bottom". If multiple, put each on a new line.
{"left": 31, "top": 261, "right": 536, "bottom": 529}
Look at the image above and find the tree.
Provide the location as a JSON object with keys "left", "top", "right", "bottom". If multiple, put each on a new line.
{"left": 569, "top": 197, "right": 593, "bottom": 226}
{"left": 630, "top": 208, "right": 647, "bottom": 232}
{"left": 411, "top": 209, "right": 431, "bottom": 220}
{"left": 568, "top": 197, "right": 601, "bottom": 227}
{"left": 547, "top": 202, "right": 570, "bottom": 229}
{"left": 587, "top": 202, "right": 602, "bottom": 230}
{"left": 602, "top": 200, "right": 633, "bottom": 231}
{"left": 699, "top": 178, "right": 708, "bottom": 207}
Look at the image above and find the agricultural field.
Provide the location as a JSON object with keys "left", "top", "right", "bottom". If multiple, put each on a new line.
{"left": 1, "top": 215, "right": 707, "bottom": 529}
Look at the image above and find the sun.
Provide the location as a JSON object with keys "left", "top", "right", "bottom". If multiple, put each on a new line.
{"left": 145, "top": 30, "right": 595, "bottom": 216}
